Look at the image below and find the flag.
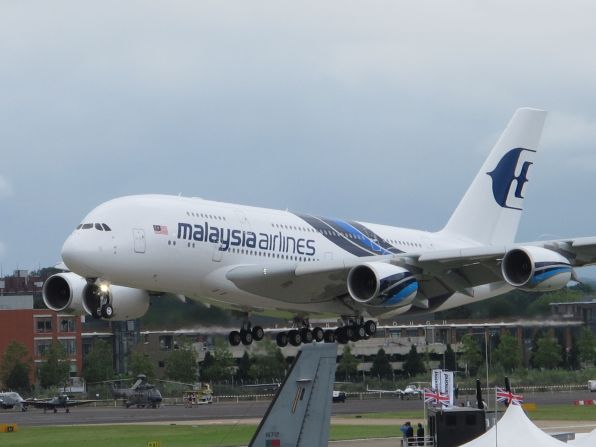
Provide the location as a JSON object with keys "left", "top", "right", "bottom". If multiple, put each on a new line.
{"left": 496, "top": 387, "right": 524, "bottom": 405}
{"left": 153, "top": 225, "right": 168, "bottom": 235}
{"left": 424, "top": 388, "right": 450, "bottom": 407}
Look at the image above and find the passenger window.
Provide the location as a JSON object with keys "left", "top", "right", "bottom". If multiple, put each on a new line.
{"left": 95, "top": 223, "right": 103, "bottom": 231}
{"left": 102, "top": 224, "right": 111, "bottom": 231}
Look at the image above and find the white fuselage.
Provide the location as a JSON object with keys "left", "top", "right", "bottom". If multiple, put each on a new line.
{"left": 61, "top": 194, "right": 509, "bottom": 317}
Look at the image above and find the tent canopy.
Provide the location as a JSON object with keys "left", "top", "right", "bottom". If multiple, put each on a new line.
{"left": 459, "top": 404, "right": 567, "bottom": 447}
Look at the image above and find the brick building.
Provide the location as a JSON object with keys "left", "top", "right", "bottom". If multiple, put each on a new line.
{"left": 0, "top": 270, "right": 83, "bottom": 387}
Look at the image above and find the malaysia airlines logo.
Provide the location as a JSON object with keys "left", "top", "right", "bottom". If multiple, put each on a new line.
{"left": 487, "top": 147, "right": 536, "bottom": 210}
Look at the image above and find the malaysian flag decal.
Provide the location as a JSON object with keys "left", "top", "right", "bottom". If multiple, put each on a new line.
{"left": 153, "top": 225, "right": 168, "bottom": 235}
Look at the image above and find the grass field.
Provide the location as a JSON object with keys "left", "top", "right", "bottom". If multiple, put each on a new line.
{"left": 348, "top": 404, "right": 596, "bottom": 421}
{"left": 0, "top": 424, "right": 403, "bottom": 447}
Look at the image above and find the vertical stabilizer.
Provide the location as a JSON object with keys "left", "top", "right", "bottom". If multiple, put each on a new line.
{"left": 248, "top": 343, "right": 338, "bottom": 447}
{"left": 441, "top": 108, "right": 547, "bottom": 245}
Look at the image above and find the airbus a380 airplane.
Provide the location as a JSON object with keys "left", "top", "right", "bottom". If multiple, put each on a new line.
{"left": 43, "top": 108, "right": 596, "bottom": 347}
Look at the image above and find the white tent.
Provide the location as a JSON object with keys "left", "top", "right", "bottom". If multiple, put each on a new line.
{"left": 569, "top": 428, "right": 596, "bottom": 446}
{"left": 459, "top": 404, "right": 568, "bottom": 447}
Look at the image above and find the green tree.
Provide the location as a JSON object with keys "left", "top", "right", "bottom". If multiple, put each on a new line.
{"left": 83, "top": 340, "right": 114, "bottom": 383}
{"left": 442, "top": 345, "right": 457, "bottom": 371}
{"left": 38, "top": 342, "right": 70, "bottom": 389}
{"left": 402, "top": 345, "right": 426, "bottom": 377}
{"left": 460, "top": 335, "right": 483, "bottom": 376}
{"left": 532, "top": 335, "right": 562, "bottom": 369}
{"left": 336, "top": 345, "right": 359, "bottom": 381}
{"left": 235, "top": 351, "right": 252, "bottom": 383}
{"left": 166, "top": 345, "right": 198, "bottom": 383}
{"left": 492, "top": 333, "right": 522, "bottom": 372}
{"left": 370, "top": 348, "right": 393, "bottom": 380}
{"left": 129, "top": 352, "right": 155, "bottom": 381}
{"left": 577, "top": 328, "right": 596, "bottom": 366}
{"left": 0, "top": 341, "right": 31, "bottom": 392}
{"left": 249, "top": 340, "right": 286, "bottom": 382}
{"left": 200, "top": 344, "right": 235, "bottom": 383}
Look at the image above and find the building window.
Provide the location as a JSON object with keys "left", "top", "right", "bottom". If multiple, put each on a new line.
{"left": 60, "top": 339, "right": 77, "bottom": 356}
{"left": 159, "top": 335, "right": 173, "bottom": 350}
{"left": 36, "top": 318, "right": 52, "bottom": 333}
{"left": 60, "top": 318, "right": 75, "bottom": 333}
{"left": 35, "top": 340, "right": 52, "bottom": 357}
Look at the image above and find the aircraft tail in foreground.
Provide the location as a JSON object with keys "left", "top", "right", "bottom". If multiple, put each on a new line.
{"left": 248, "top": 343, "right": 338, "bottom": 447}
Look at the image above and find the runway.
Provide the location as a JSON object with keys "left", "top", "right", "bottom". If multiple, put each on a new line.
{"left": 1, "top": 389, "right": 594, "bottom": 427}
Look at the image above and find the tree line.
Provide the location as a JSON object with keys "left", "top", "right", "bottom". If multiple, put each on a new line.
{"left": 2, "top": 328, "right": 595, "bottom": 393}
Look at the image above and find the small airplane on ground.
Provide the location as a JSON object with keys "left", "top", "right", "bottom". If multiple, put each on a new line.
{"left": 26, "top": 394, "right": 98, "bottom": 413}
{"left": 367, "top": 383, "right": 424, "bottom": 399}
{"left": 0, "top": 392, "right": 27, "bottom": 411}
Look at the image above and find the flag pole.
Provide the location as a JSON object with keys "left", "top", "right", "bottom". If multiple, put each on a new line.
{"left": 494, "top": 387, "right": 498, "bottom": 447}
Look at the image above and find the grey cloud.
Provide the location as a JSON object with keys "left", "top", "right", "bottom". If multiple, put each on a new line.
{"left": 1, "top": 1, "right": 596, "bottom": 273}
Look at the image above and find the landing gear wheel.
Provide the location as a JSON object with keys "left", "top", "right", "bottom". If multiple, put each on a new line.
{"left": 344, "top": 326, "right": 355, "bottom": 341}
{"left": 300, "top": 328, "right": 314, "bottom": 344}
{"left": 53, "top": 408, "right": 57, "bottom": 413}
{"left": 66, "top": 408, "right": 70, "bottom": 413}
{"left": 364, "top": 320, "right": 377, "bottom": 336}
{"left": 240, "top": 329, "right": 253, "bottom": 345}
{"left": 288, "top": 330, "right": 302, "bottom": 346}
{"left": 101, "top": 305, "right": 114, "bottom": 319}
{"left": 276, "top": 332, "right": 288, "bottom": 347}
{"left": 323, "top": 329, "right": 336, "bottom": 343}
{"left": 335, "top": 327, "right": 348, "bottom": 344}
{"left": 352, "top": 325, "right": 366, "bottom": 341}
{"left": 252, "top": 326, "right": 265, "bottom": 341}
{"left": 312, "top": 326, "right": 324, "bottom": 342}
{"left": 228, "top": 331, "right": 241, "bottom": 346}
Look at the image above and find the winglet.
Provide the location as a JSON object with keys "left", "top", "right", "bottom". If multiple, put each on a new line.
{"left": 248, "top": 343, "right": 338, "bottom": 447}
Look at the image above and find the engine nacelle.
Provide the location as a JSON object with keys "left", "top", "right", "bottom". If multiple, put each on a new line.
{"left": 501, "top": 246, "right": 572, "bottom": 291}
{"left": 347, "top": 262, "right": 418, "bottom": 307}
{"left": 82, "top": 284, "right": 150, "bottom": 320}
{"left": 42, "top": 272, "right": 88, "bottom": 314}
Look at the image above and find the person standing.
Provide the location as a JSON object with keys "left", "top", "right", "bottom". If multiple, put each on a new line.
{"left": 417, "top": 423, "right": 425, "bottom": 446}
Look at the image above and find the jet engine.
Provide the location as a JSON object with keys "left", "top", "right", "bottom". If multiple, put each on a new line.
{"left": 43, "top": 273, "right": 150, "bottom": 320}
{"left": 82, "top": 283, "right": 150, "bottom": 320}
{"left": 42, "top": 272, "right": 88, "bottom": 315}
{"left": 347, "top": 262, "right": 418, "bottom": 307}
{"left": 501, "top": 246, "right": 572, "bottom": 291}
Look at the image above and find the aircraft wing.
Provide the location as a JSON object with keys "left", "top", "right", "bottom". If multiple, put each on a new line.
{"left": 226, "top": 237, "right": 596, "bottom": 311}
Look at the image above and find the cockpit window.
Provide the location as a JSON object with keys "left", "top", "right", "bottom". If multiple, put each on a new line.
{"left": 82, "top": 223, "right": 93, "bottom": 229}
{"left": 102, "top": 223, "right": 112, "bottom": 231}
{"left": 76, "top": 224, "right": 83, "bottom": 230}
{"left": 95, "top": 223, "right": 104, "bottom": 231}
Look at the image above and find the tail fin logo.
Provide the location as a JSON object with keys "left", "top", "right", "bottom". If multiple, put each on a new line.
{"left": 487, "top": 148, "right": 536, "bottom": 210}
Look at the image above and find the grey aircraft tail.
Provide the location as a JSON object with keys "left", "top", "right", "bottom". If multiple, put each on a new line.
{"left": 248, "top": 342, "right": 338, "bottom": 447}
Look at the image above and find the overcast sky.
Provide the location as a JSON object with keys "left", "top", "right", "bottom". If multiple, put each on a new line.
{"left": 2, "top": 1, "right": 596, "bottom": 278}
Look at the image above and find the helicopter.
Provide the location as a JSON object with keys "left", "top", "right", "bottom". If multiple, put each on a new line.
{"left": 108, "top": 374, "right": 163, "bottom": 409}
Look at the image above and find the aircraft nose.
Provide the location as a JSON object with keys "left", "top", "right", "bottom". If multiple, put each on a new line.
{"left": 61, "top": 233, "right": 101, "bottom": 277}
{"left": 61, "top": 234, "right": 80, "bottom": 270}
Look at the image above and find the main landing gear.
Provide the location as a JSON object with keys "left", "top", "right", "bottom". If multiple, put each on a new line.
{"left": 275, "top": 318, "right": 325, "bottom": 348}
{"left": 227, "top": 316, "right": 377, "bottom": 347}
{"left": 228, "top": 321, "right": 265, "bottom": 346}
{"left": 274, "top": 316, "right": 377, "bottom": 347}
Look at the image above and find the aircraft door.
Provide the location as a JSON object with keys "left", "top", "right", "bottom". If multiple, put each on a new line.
{"left": 133, "top": 229, "right": 146, "bottom": 253}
